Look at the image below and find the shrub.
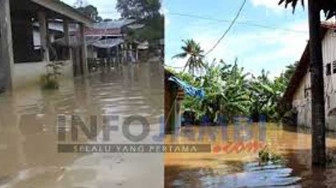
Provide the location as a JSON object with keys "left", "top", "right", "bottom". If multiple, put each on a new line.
{"left": 40, "top": 61, "right": 64, "bottom": 90}
{"left": 40, "top": 74, "right": 59, "bottom": 89}
{"left": 258, "top": 147, "right": 285, "bottom": 164}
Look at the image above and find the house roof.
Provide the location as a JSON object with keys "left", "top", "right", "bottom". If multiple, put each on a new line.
{"left": 84, "top": 19, "right": 135, "bottom": 36}
{"left": 91, "top": 19, "right": 135, "bottom": 29}
{"left": 91, "top": 38, "right": 124, "bottom": 48}
{"left": 282, "top": 23, "right": 336, "bottom": 103}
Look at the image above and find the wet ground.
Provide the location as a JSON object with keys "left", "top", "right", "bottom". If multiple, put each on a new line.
{"left": 0, "top": 62, "right": 164, "bottom": 188}
{"left": 165, "top": 124, "right": 336, "bottom": 188}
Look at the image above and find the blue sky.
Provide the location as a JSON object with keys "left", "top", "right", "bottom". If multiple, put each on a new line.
{"left": 62, "top": 0, "right": 312, "bottom": 77}
{"left": 164, "top": 0, "right": 310, "bottom": 77}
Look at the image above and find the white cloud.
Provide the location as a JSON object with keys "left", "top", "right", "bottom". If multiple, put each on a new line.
{"left": 250, "top": 0, "right": 282, "bottom": 11}
{"left": 168, "top": 20, "right": 309, "bottom": 77}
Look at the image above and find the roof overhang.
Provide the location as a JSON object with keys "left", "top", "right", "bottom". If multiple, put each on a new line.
{"left": 31, "top": 0, "right": 93, "bottom": 26}
{"left": 281, "top": 24, "right": 335, "bottom": 104}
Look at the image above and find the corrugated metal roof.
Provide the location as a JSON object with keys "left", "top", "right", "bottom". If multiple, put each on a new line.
{"left": 91, "top": 19, "right": 135, "bottom": 29}
{"left": 84, "top": 19, "right": 135, "bottom": 36}
{"left": 91, "top": 38, "right": 124, "bottom": 48}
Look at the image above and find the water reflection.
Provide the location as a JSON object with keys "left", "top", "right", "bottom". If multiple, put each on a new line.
{"left": 0, "top": 62, "right": 164, "bottom": 188}
{"left": 167, "top": 162, "right": 301, "bottom": 188}
{"left": 165, "top": 125, "right": 336, "bottom": 188}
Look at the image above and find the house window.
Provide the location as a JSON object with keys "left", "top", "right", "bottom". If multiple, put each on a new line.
{"left": 333, "top": 61, "right": 336, "bottom": 74}
{"left": 304, "top": 86, "right": 311, "bottom": 99}
{"left": 327, "top": 63, "right": 331, "bottom": 76}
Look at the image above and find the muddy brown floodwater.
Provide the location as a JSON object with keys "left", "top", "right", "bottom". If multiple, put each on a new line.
{"left": 0, "top": 62, "right": 164, "bottom": 188}
{"left": 165, "top": 124, "right": 336, "bottom": 188}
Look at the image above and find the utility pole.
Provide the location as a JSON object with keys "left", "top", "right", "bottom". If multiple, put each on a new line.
{"left": 308, "top": 0, "right": 326, "bottom": 166}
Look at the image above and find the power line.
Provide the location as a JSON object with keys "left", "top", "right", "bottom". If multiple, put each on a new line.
{"left": 168, "top": 13, "right": 308, "bottom": 34}
{"left": 204, "top": 0, "right": 247, "bottom": 56}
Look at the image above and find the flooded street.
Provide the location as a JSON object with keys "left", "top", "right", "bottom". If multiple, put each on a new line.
{"left": 0, "top": 62, "right": 164, "bottom": 188}
{"left": 165, "top": 125, "right": 336, "bottom": 188}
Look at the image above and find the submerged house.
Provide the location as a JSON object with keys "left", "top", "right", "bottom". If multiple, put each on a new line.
{"left": 282, "top": 23, "right": 336, "bottom": 130}
{"left": 164, "top": 70, "right": 204, "bottom": 133}
{"left": 0, "top": 0, "right": 93, "bottom": 91}
{"left": 164, "top": 70, "right": 184, "bottom": 133}
{"left": 84, "top": 19, "right": 145, "bottom": 65}
{"left": 85, "top": 19, "right": 133, "bottom": 60}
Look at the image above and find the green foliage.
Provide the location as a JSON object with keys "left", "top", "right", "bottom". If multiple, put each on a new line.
{"left": 126, "top": 15, "right": 164, "bottom": 42}
{"left": 40, "top": 62, "right": 64, "bottom": 90}
{"left": 118, "top": 0, "right": 163, "bottom": 53}
{"left": 176, "top": 58, "right": 295, "bottom": 123}
{"left": 76, "top": 5, "right": 102, "bottom": 22}
{"left": 278, "top": 0, "right": 336, "bottom": 19}
{"left": 40, "top": 75, "right": 59, "bottom": 89}
{"left": 258, "top": 147, "right": 285, "bottom": 164}
{"left": 249, "top": 69, "right": 284, "bottom": 122}
{"left": 116, "top": 0, "right": 161, "bottom": 20}
{"left": 173, "top": 39, "right": 205, "bottom": 75}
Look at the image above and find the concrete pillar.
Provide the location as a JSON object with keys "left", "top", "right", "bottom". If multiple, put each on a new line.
{"left": 63, "top": 19, "right": 70, "bottom": 59}
{"left": 123, "top": 43, "right": 127, "bottom": 63}
{"left": 79, "top": 24, "right": 88, "bottom": 75}
{"left": 0, "top": 0, "right": 14, "bottom": 91}
{"left": 116, "top": 45, "right": 120, "bottom": 64}
{"left": 38, "top": 11, "right": 49, "bottom": 62}
{"left": 135, "top": 46, "right": 139, "bottom": 61}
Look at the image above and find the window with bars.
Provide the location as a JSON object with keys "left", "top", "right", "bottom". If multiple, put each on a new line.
{"left": 304, "top": 86, "right": 310, "bottom": 99}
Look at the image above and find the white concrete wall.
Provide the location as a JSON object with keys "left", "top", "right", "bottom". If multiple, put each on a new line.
{"left": 292, "top": 72, "right": 312, "bottom": 128}
{"left": 322, "top": 29, "right": 336, "bottom": 130}
{"left": 293, "top": 29, "right": 336, "bottom": 130}
{"left": 12, "top": 60, "right": 73, "bottom": 89}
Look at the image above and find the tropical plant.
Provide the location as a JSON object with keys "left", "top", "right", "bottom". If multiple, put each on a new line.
{"left": 177, "top": 58, "right": 296, "bottom": 124}
{"left": 279, "top": 0, "right": 336, "bottom": 19}
{"left": 40, "top": 61, "right": 64, "bottom": 89}
{"left": 173, "top": 39, "right": 205, "bottom": 75}
{"left": 258, "top": 147, "right": 285, "bottom": 164}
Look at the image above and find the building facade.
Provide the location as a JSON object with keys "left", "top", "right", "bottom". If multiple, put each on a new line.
{"left": 0, "top": 0, "right": 93, "bottom": 91}
{"left": 283, "top": 23, "right": 336, "bottom": 130}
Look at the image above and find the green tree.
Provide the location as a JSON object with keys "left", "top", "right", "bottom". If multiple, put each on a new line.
{"left": 77, "top": 5, "right": 102, "bottom": 22}
{"left": 125, "top": 15, "right": 164, "bottom": 42}
{"left": 116, "top": 0, "right": 161, "bottom": 20}
{"left": 117, "top": 0, "right": 163, "bottom": 47}
{"left": 173, "top": 39, "right": 205, "bottom": 75}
